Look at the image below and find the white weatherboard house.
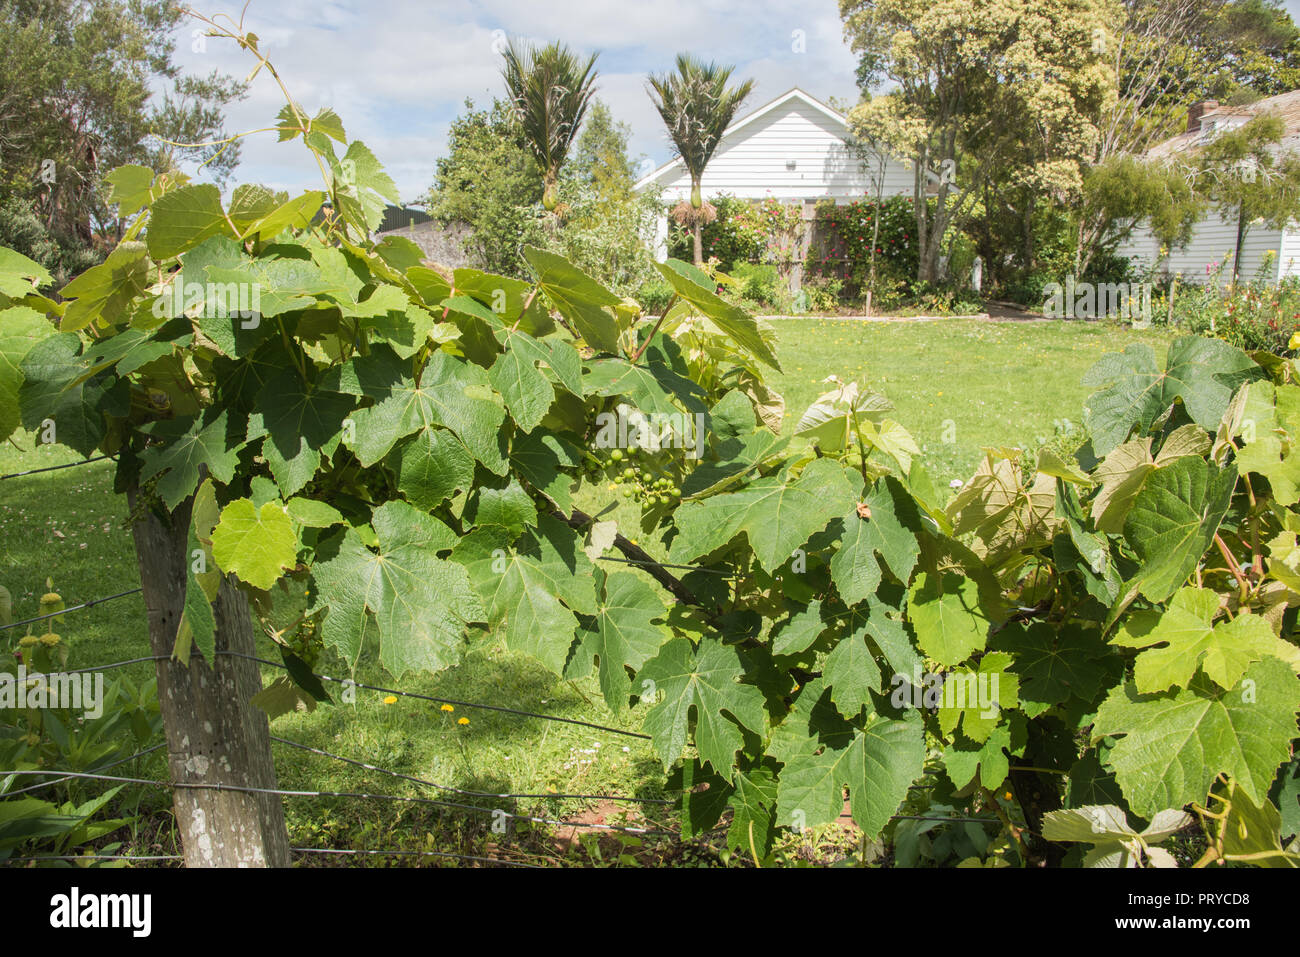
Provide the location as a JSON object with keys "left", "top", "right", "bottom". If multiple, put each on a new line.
{"left": 1116, "top": 90, "right": 1300, "bottom": 283}
{"left": 634, "top": 87, "right": 914, "bottom": 279}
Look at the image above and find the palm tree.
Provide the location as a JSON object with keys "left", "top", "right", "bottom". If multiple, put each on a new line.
{"left": 501, "top": 39, "right": 599, "bottom": 214}
{"left": 647, "top": 54, "right": 754, "bottom": 265}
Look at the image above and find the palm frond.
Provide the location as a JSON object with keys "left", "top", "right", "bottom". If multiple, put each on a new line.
{"left": 646, "top": 53, "right": 755, "bottom": 186}
{"left": 501, "top": 38, "right": 600, "bottom": 196}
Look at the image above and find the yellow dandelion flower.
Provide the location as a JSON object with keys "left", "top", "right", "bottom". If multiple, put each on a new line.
{"left": 441, "top": 703, "right": 454, "bottom": 712}
{"left": 457, "top": 716, "right": 469, "bottom": 725}
{"left": 383, "top": 695, "right": 397, "bottom": 705}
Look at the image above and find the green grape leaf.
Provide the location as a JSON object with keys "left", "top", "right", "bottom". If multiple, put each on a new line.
{"left": 0, "top": 247, "right": 53, "bottom": 296}
{"left": 584, "top": 356, "right": 708, "bottom": 419}
{"left": 452, "top": 267, "right": 555, "bottom": 338}
{"left": 775, "top": 707, "right": 925, "bottom": 839}
{"left": 1217, "top": 778, "right": 1299, "bottom": 868}
{"left": 349, "top": 350, "right": 507, "bottom": 472}
{"left": 727, "top": 761, "right": 779, "bottom": 857}
{"left": 139, "top": 410, "right": 245, "bottom": 510}
{"left": 311, "top": 502, "right": 479, "bottom": 675}
{"left": 487, "top": 331, "right": 555, "bottom": 433}
{"left": 770, "top": 599, "right": 826, "bottom": 656}
{"left": 511, "top": 430, "right": 577, "bottom": 511}
{"left": 453, "top": 518, "right": 596, "bottom": 674}
{"left": 821, "top": 628, "right": 881, "bottom": 718}
{"left": 1113, "top": 588, "right": 1297, "bottom": 692}
{"left": 936, "top": 652, "right": 1019, "bottom": 743}
{"left": 1083, "top": 336, "right": 1258, "bottom": 456}
{"left": 250, "top": 676, "right": 318, "bottom": 719}
{"left": 994, "top": 621, "right": 1112, "bottom": 709}
{"left": 255, "top": 366, "right": 353, "bottom": 460}
{"left": 19, "top": 333, "right": 128, "bottom": 456}
{"left": 58, "top": 242, "right": 150, "bottom": 333}
{"left": 246, "top": 411, "right": 321, "bottom": 499}
{"left": 211, "top": 498, "right": 297, "bottom": 590}
{"left": 146, "top": 184, "right": 234, "bottom": 260}
{"left": 391, "top": 426, "right": 476, "bottom": 511}
{"left": 285, "top": 497, "right": 345, "bottom": 528}
{"left": 245, "top": 191, "right": 325, "bottom": 242}
{"left": 1235, "top": 379, "right": 1300, "bottom": 505}
{"left": 332, "top": 140, "right": 399, "bottom": 233}
{"left": 944, "top": 721, "right": 1017, "bottom": 790}
{"left": 522, "top": 246, "right": 622, "bottom": 354}
{"left": 0, "top": 305, "right": 54, "bottom": 440}
{"left": 652, "top": 259, "right": 780, "bottom": 370}
{"left": 1092, "top": 656, "right": 1300, "bottom": 817}
{"left": 906, "top": 565, "right": 990, "bottom": 668}
{"left": 571, "top": 571, "right": 668, "bottom": 710}
{"left": 465, "top": 477, "right": 537, "bottom": 535}
{"left": 669, "top": 457, "right": 857, "bottom": 572}
{"left": 175, "top": 479, "right": 221, "bottom": 667}
{"left": 830, "top": 476, "right": 921, "bottom": 606}
{"left": 1123, "top": 457, "right": 1237, "bottom": 602}
{"left": 637, "top": 637, "right": 767, "bottom": 773}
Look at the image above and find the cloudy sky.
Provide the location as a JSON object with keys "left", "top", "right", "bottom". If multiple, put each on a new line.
{"left": 169, "top": 0, "right": 861, "bottom": 203}
{"left": 174, "top": 0, "right": 1300, "bottom": 204}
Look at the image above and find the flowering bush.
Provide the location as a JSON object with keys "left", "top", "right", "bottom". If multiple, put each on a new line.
{"left": 809, "top": 195, "right": 917, "bottom": 296}
{"left": 1159, "top": 253, "right": 1300, "bottom": 356}
{"left": 667, "top": 194, "right": 766, "bottom": 270}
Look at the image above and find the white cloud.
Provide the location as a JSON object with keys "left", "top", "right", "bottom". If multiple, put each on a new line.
{"left": 167, "top": 0, "right": 863, "bottom": 202}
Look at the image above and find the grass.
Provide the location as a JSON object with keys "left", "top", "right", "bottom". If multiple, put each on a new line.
{"left": 0, "top": 316, "right": 1177, "bottom": 865}
{"left": 765, "top": 316, "right": 1176, "bottom": 487}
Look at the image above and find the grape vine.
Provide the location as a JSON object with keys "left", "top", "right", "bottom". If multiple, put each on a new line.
{"left": 0, "top": 21, "right": 1297, "bottom": 867}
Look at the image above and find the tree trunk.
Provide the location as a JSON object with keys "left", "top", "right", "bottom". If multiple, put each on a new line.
{"left": 693, "top": 222, "right": 703, "bottom": 266}
{"left": 128, "top": 486, "right": 291, "bottom": 867}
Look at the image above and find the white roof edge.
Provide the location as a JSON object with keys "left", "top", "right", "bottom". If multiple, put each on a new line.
{"left": 634, "top": 87, "right": 849, "bottom": 191}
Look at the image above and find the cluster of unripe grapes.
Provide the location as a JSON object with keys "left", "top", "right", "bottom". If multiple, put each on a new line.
{"left": 284, "top": 618, "right": 322, "bottom": 668}
{"left": 584, "top": 447, "right": 682, "bottom": 509}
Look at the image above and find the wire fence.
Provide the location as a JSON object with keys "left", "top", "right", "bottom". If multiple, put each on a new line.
{"left": 0, "top": 567, "right": 1020, "bottom": 867}
{"left": 0, "top": 454, "right": 112, "bottom": 482}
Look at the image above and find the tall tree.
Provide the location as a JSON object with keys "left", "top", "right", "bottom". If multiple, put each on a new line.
{"left": 501, "top": 39, "right": 599, "bottom": 214}
{"left": 1077, "top": 0, "right": 1300, "bottom": 272}
{"left": 1192, "top": 112, "right": 1300, "bottom": 280}
{"left": 841, "top": 0, "right": 1115, "bottom": 285}
{"left": 647, "top": 54, "right": 754, "bottom": 266}
{"left": 425, "top": 98, "right": 544, "bottom": 277}
{"left": 557, "top": 100, "right": 660, "bottom": 292}
{"left": 0, "top": 0, "right": 245, "bottom": 281}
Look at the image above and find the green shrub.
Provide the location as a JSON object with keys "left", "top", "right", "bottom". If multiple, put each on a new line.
{"left": 810, "top": 195, "right": 918, "bottom": 297}
{"left": 1159, "top": 254, "right": 1300, "bottom": 356}
{"left": 667, "top": 194, "right": 765, "bottom": 270}
{"left": 732, "top": 263, "right": 782, "bottom": 306}
{"left": 802, "top": 276, "right": 844, "bottom": 313}
{"left": 636, "top": 278, "right": 676, "bottom": 315}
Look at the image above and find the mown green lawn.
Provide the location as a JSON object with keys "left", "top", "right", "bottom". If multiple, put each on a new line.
{"left": 765, "top": 316, "right": 1175, "bottom": 487}
{"left": 0, "top": 316, "right": 1176, "bottom": 863}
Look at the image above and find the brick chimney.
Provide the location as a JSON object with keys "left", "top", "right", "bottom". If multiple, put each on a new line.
{"left": 1187, "top": 100, "right": 1220, "bottom": 132}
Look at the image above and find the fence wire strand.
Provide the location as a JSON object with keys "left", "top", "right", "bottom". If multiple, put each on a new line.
{"left": 0, "top": 769, "right": 676, "bottom": 837}
{"left": 0, "top": 588, "right": 143, "bottom": 632}
{"left": 270, "top": 734, "right": 673, "bottom": 806}
{"left": 0, "top": 455, "right": 112, "bottom": 481}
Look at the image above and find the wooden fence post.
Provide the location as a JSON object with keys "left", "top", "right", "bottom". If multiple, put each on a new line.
{"left": 128, "top": 486, "right": 290, "bottom": 867}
